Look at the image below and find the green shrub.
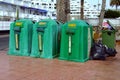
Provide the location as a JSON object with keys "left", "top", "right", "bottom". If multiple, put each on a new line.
{"left": 104, "top": 9, "right": 120, "bottom": 18}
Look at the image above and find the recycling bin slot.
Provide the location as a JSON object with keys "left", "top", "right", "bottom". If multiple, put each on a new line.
{"left": 37, "top": 27, "right": 46, "bottom": 32}
{"left": 65, "top": 29, "right": 75, "bottom": 55}
{"left": 14, "top": 27, "right": 21, "bottom": 33}
{"left": 107, "top": 31, "right": 112, "bottom": 36}
{"left": 36, "top": 27, "right": 46, "bottom": 53}
{"left": 14, "top": 27, "right": 21, "bottom": 50}
{"left": 66, "top": 29, "right": 75, "bottom": 35}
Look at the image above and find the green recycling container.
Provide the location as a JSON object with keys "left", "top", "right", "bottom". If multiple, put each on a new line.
{"left": 8, "top": 19, "right": 33, "bottom": 56}
{"left": 102, "top": 30, "right": 116, "bottom": 49}
{"left": 59, "top": 20, "right": 93, "bottom": 62}
{"left": 30, "top": 19, "right": 62, "bottom": 59}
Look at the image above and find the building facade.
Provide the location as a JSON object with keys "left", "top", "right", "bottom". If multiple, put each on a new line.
{"left": 31, "top": 0, "right": 56, "bottom": 19}
{"left": 0, "top": 0, "right": 101, "bottom": 21}
{"left": 70, "top": 0, "right": 101, "bottom": 19}
{"left": 0, "top": 0, "right": 56, "bottom": 21}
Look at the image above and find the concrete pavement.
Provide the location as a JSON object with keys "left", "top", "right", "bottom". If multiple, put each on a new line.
{"left": 0, "top": 43, "right": 120, "bottom": 80}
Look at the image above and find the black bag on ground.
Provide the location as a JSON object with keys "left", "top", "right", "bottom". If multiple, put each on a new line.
{"left": 90, "top": 42, "right": 106, "bottom": 60}
{"left": 105, "top": 47, "right": 117, "bottom": 57}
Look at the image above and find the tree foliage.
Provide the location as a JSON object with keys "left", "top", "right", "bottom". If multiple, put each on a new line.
{"left": 104, "top": 9, "right": 120, "bottom": 18}
{"left": 110, "top": 0, "right": 120, "bottom": 10}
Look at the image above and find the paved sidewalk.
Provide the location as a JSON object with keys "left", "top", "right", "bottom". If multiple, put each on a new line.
{"left": 0, "top": 45, "right": 120, "bottom": 80}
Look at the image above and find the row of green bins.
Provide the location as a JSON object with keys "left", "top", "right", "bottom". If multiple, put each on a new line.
{"left": 59, "top": 20, "right": 93, "bottom": 62}
{"left": 8, "top": 19, "right": 61, "bottom": 58}
{"left": 8, "top": 19, "right": 93, "bottom": 62}
{"left": 30, "top": 19, "right": 62, "bottom": 59}
{"left": 8, "top": 19, "right": 33, "bottom": 56}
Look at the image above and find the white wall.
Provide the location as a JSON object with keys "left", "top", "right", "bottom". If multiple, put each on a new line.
{"left": 0, "top": 21, "right": 11, "bottom": 31}
{"left": 86, "top": 18, "right": 120, "bottom": 27}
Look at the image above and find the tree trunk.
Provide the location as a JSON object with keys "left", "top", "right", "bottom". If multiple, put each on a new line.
{"left": 56, "top": 0, "right": 70, "bottom": 23}
{"left": 116, "top": 5, "right": 118, "bottom": 10}
{"left": 98, "top": 0, "right": 106, "bottom": 31}
{"left": 80, "top": 0, "right": 84, "bottom": 20}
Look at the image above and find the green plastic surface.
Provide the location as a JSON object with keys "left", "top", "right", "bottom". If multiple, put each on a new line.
{"left": 8, "top": 19, "right": 33, "bottom": 56}
{"left": 102, "top": 30, "right": 116, "bottom": 48}
{"left": 30, "top": 19, "right": 62, "bottom": 59}
{"left": 59, "top": 20, "right": 93, "bottom": 62}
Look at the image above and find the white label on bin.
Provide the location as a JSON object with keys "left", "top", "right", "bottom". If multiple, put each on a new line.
{"left": 38, "top": 34, "right": 42, "bottom": 51}
{"left": 69, "top": 36, "right": 71, "bottom": 53}
{"left": 88, "top": 28, "right": 91, "bottom": 57}
{"left": 15, "top": 34, "right": 19, "bottom": 49}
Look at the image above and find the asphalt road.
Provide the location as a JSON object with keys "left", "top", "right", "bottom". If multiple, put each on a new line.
{"left": 0, "top": 32, "right": 9, "bottom": 51}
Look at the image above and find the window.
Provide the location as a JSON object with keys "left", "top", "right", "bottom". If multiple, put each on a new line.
{"left": 42, "top": 3, "right": 47, "bottom": 5}
{"left": 77, "top": 12, "right": 80, "bottom": 14}
{"left": 52, "top": 14, "right": 56, "bottom": 16}
{"left": 32, "top": 2, "right": 34, "bottom": 4}
{"left": 86, "top": 15, "right": 90, "bottom": 16}
{"left": 30, "top": 10, "right": 32, "bottom": 14}
{"left": 36, "top": 3, "right": 39, "bottom": 5}
{"left": 87, "top": 12, "right": 90, "bottom": 14}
